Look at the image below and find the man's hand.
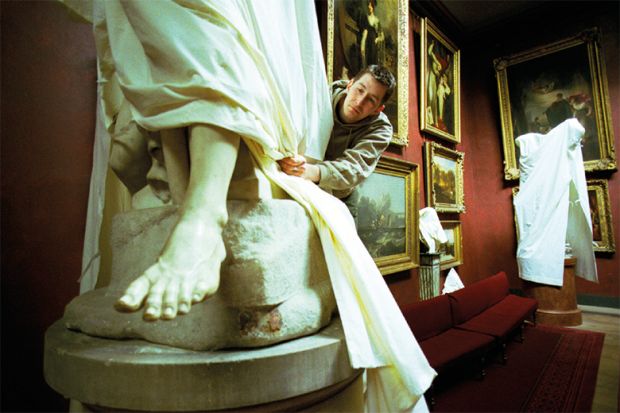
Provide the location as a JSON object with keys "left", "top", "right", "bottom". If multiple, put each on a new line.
{"left": 278, "top": 155, "right": 320, "bottom": 183}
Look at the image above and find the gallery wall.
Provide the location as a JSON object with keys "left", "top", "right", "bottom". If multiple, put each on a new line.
{"left": 381, "top": 1, "right": 619, "bottom": 309}
{"left": 1, "top": 2, "right": 97, "bottom": 410}
{"left": 451, "top": 1, "right": 620, "bottom": 306}
{"left": 1, "top": 1, "right": 618, "bottom": 412}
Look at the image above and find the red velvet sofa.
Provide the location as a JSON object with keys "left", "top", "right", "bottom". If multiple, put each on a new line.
{"left": 447, "top": 271, "right": 538, "bottom": 362}
{"left": 401, "top": 271, "right": 538, "bottom": 401}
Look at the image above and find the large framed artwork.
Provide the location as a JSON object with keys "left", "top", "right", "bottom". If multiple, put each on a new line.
{"left": 424, "top": 141, "right": 465, "bottom": 213}
{"left": 420, "top": 17, "right": 461, "bottom": 143}
{"left": 587, "top": 179, "right": 616, "bottom": 253}
{"left": 439, "top": 220, "right": 463, "bottom": 270}
{"left": 327, "top": 0, "right": 409, "bottom": 146}
{"left": 349, "top": 155, "right": 419, "bottom": 275}
{"left": 494, "top": 28, "right": 617, "bottom": 180}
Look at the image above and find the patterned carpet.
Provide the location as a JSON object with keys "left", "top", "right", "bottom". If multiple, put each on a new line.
{"left": 433, "top": 323, "right": 604, "bottom": 412}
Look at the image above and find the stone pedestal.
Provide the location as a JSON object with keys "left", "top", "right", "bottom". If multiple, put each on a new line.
{"left": 419, "top": 253, "right": 441, "bottom": 300}
{"left": 524, "top": 257, "right": 583, "bottom": 326}
{"left": 45, "top": 318, "right": 362, "bottom": 412}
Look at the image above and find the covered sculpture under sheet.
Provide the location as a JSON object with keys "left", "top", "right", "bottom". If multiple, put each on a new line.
{"left": 514, "top": 118, "right": 597, "bottom": 287}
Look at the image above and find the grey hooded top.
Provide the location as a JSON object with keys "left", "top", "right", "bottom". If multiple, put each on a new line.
{"left": 316, "top": 80, "right": 393, "bottom": 199}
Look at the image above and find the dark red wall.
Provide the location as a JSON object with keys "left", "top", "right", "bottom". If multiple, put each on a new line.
{"left": 2, "top": 1, "right": 618, "bottom": 411}
{"left": 1, "top": 2, "right": 97, "bottom": 410}
{"left": 386, "top": 2, "right": 619, "bottom": 308}
{"left": 453, "top": 2, "right": 620, "bottom": 302}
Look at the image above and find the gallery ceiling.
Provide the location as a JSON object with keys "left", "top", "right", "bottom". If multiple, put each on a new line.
{"left": 431, "top": 0, "right": 545, "bottom": 35}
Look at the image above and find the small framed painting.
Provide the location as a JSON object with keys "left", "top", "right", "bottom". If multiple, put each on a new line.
{"left": 439, "top": 220, "right": 463, "bottom": 270}
{"left": 420, "top": 17, "right": 461, "bottom": 143}
{"left": 494, "top": 28, "right": 616, "bottom": 180}
{"left": 326, "top": 0, "right": 409, "bottom": 146}
{"left": 348, "top": 155, "right": 419, "bottom": 275}
{"left": 424, "top": 141, "right": 465, "bottom": 213}
{"left": 587, "top": 179, "right": 615, "bottom": 253}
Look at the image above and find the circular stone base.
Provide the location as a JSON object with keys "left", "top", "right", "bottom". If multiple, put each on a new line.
{"left": 44, "top": 318, "right": 360, "bottom": 412}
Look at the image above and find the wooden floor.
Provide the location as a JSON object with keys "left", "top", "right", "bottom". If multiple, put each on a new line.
{"left": 571, "top": 308, "right": 619, "bottom": 413}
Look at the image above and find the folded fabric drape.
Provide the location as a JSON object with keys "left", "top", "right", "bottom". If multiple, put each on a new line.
{"left": 515, "top": 118, "right": 597, "bottom": 286}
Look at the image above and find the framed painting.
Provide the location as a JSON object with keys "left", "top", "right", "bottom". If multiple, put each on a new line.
{"left": 424, "top": 141, "right": 465, "bottom": 213}
{"left": 326, "top": 0, "right": 409, "bottom": 146}
{"left": 420, "top": 17, "right": 461, "bottom": 143}
{"left": 494, "top": 28, "right": 617, "bottom": 180}
{"left": 587, "top": 179, "right": 616, "bottom": 253}
{"left": 349, "top": 155, "right": 419, "bottom": 275}
{"left": 439, "top": 220, "right": 463, "bottom": 270}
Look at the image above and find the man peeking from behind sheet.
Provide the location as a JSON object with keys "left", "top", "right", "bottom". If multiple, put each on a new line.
{"left": 278, "top": 65, "right": 395, "bottom": 199}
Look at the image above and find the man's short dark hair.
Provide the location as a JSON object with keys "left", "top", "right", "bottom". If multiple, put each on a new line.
{"left": 352, "top": 65, "right": 396, "bottom": 104}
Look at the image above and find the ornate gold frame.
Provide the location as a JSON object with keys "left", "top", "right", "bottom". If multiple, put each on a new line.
{"left": 587, "top": 179, "right": 616, "bottom": 253}
{"left": 326, "top": 0, "right": 409, "bottom": 146}
{"left": 425, "top": 142, "right": 465, "bottom": 213}
{"left": 419, "top": 17, "right": 461, "bottom": 143}
{"left": 349, "top": 155, "right": 419, "bottom": 275}
{"left": 494, "top": 28, "right": 616, "bottom": 180}
{"left": 439, "top": 220, "right": 463, "bottom": 270}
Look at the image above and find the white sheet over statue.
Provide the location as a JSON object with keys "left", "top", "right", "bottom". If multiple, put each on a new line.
{"left": 95, "top": 1, "right": 436, "bottom": 411}
{"left": 514, "top": 118, "right": 597, "bottom": 287}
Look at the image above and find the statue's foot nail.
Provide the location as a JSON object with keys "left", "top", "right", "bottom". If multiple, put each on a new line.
{"left": 192, "top": 294, "right": 203, "bottom": 302}
{"left": 163, "top": 307, "right": 175, "bottom": 318}
{"left": 145, "top": 307, "right": 159, "bottom": 320}
{"left": 178, "top": 303, "right": 189, "bottom": 314}
{"left": 119, "top": 295, "right": 131, "bottom": 306}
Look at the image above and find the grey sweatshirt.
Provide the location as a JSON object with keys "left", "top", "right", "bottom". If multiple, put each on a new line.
{"left": 317, "top": 80, "right": 393, "bottom": 199}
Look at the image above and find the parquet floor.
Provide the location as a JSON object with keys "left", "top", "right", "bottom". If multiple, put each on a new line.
{"left": 572, "top": 308, "right": 619, "bottom": 413}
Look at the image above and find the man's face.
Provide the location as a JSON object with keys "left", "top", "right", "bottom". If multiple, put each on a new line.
{"left": 339, "top": 74, "right": 387, "bottom": 124}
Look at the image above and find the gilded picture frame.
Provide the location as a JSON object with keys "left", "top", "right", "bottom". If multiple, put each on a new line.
{"left": 327, "top": 0, "right": 409, "bottom": 146}
{"left": 349, "top": 155, "right": 419, "bottom": 275}
{"left": 587, "top": 179, "right": 616, "bottom": 253}
{"left": 420, "top": 17, "right": 461, "bottom": 143}
{"left": 424, "top": 141, "right": 465, "bottom": 213}
{"left": 494, "top": 28, "right": 617, "bottom": 180}
{"left": 439, "top": 220, "right": 463, "bottom": 270}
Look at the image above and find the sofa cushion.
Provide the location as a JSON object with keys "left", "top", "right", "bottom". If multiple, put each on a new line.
{"left": 419, "top": 329, "right": 494, "bottom": 371}
{"left": 455, "top": 295, "right": 537, "bottom": 338}
{"left": 401, "top": 295, "right": 453, "bottom": 342}
{"left": 448, "top": 271, "right": 510, "bottom": 324}
{"left": 486, "top": 294, "right": 537, "bottom": 320}
{"left": 476, "top": 271, "right": 510, "bottom": 307}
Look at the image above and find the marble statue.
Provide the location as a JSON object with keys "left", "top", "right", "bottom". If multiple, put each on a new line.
{"left": 62, "top": 2, "right": 435, "bottom": 411}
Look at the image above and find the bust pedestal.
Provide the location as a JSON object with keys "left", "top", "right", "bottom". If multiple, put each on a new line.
{"left": 419, "top": 253, "right": 441, "bottom": 300}
{"left": 44, "top": 318, "right": 362, "bottom": 412}
{"left": 524, "top": 257, "right": 582, "bottom": 326}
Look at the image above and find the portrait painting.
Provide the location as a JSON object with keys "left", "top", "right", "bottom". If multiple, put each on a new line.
{"left": 587, "top": 179, "right": 615, "bottom": 253}
{"left": 349, "top": 156, "right": 419, "bottom": 275}
{"left": 424, "top": 142, "right": 465, "bottom": 213}
{"left": 439, "top": 221, "right": 463, "bottom": 270}
{"left": 420, "top": 17, "right": 460, "bottom": 143}
{"left": 327, "top": 0, "right": 409, "bottom": 146}
{"left": 494, "top": 28, "right": 616, "bottom": 180}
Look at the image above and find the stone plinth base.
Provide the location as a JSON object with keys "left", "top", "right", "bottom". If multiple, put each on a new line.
{"left": 45, "top": 318, "right": 362, "bottom": 412}
{"left": 524, "top": 257, "right": 583, "bottom": 327}
{"left": 419, "top": 253, "right": 441, "bottom": 300}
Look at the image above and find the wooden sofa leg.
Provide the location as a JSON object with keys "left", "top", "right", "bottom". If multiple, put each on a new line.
{"left": 501, "top": 341, "right": 508, "bottom": 364}
{"left": 425, "top": 384, "right": 436, "bottom": 411}
{"left": 518, "top": 323, "right": 525, "bottom": 343}
{"left": 477, "top": 355, "right": 487, "bottom": 380}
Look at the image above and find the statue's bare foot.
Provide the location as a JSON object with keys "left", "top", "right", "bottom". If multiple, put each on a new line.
{"left": 116, "top": 217, "right": 226, "bottom": 320}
